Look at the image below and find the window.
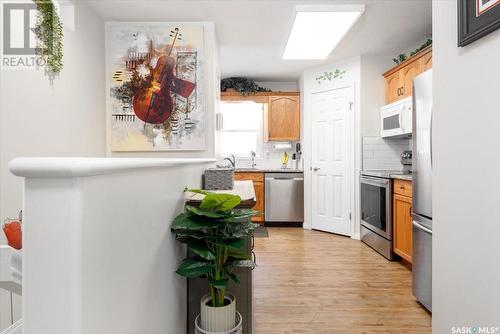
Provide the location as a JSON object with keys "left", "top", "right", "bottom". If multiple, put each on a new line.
{"left": 219, "top": 101, "right": 264, "bottom": 158}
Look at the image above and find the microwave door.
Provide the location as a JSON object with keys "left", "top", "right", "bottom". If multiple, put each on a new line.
{"left": 381, "top": 108, "right": 403, "bottom": 137}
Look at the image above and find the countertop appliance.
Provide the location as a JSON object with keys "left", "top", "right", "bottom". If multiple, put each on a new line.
{"left": 265, "top": 172, "right": 304, "bottom": 223}
{"left": 360, "top": 172, "right": 394, "bottom": 260}
{"left": 380, "top": 96, "right": 412, "bottom": 138}
{"left": 401, "top": 150, "right": 412, "bottom": 166}
{"left": 412, "top": 69, "right": 433, "bottom": 312}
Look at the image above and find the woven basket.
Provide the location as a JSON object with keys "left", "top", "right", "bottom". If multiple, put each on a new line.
{"left": 204, "top": 168, "right": 234, "bottom": 190}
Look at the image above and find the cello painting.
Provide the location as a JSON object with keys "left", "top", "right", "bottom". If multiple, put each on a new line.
{"left": 107, "top": 23, "right": 205, "bottom": 151}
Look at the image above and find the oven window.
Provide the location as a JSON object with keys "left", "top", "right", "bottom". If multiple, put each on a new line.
{"left": 361, "top": 182, "right": 387, "bottom": 233}
{"left": 383, "top": 114, "right": 400, "bottom": 131}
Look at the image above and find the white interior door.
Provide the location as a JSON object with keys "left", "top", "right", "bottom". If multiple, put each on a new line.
{"left": 311, "top": 87, "right": 352, "bottom": 236}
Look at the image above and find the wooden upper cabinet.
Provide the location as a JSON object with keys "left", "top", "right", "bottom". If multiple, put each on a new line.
{"left": 385, "top": 71, "right": 402, "bottom": 105}
{"left": 400, "top": 61, "right": 421, "bottom": 99}
{"left": 266, "top": 95, "right": 300, "bottom": 141}
{"left": 383, "top": 46, "right": 432, "bottom": 104}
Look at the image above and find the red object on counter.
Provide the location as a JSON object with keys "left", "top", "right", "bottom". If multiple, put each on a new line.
{"left": 3, "top": 220, "right": 22, "bottom": 250}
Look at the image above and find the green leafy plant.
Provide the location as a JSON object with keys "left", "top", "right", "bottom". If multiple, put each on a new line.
{"left": 315, "top": 69, "right": 346, "bottom": 84}
{"left": 392, "top": 53, "right": 408, "bottom": 65}
{"left": 33, "top": 0, "right": 64, "bottom": 75}
{"left": 220, "top": 77, "right": 271, "bottom": 95}
{"left": 392, "top": 39, "right": 432, "bottom": 65}
{"left": 172, "top": 189, "right": 258, "bottom": 307}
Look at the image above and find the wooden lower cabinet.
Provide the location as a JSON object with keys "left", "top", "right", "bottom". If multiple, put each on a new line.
{"left": 234, "top": 172, "right": 264, "bottom": 223}
{"left": 393, "top": 182, "right": 413, "bottom": 263}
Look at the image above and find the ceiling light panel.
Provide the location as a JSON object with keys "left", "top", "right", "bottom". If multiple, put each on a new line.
{"left": 282, "top": 5, "right": 365, "bottom": 60}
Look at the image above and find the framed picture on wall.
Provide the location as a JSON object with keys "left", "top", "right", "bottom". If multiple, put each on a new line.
{"left": 106, "top": 22, "right": 207, "bottom": 152}
{"left": 458, "top": 0, "right": 500, "bottom": 46}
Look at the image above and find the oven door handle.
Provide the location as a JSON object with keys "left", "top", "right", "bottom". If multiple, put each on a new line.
{"left": 360, "top": 176, "right": 389, "bottom": 187}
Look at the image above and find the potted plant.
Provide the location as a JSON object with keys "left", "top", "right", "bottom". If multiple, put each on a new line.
{"left": 171, "top": 189, "right": 258, "bottom": 332}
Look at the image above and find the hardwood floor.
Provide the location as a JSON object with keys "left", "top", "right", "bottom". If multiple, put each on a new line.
{"left": 253, "top": 228, "right": 431, "bottom": 334}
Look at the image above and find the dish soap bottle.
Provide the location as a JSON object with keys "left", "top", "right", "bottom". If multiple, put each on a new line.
{"left": 281, "top": 152, "right": 289, "bottom": 169}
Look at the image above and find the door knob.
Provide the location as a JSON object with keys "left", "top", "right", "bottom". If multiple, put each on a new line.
{"left": 313, "top": 167, "right": 320, "bottom": 171}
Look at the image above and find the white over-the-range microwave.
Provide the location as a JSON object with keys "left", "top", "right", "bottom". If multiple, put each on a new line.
{"left": 380, "top": 96, "right": 412, "bottom": 138}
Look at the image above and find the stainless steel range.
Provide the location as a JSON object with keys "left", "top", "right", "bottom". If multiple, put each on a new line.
{"left": 360, "top": 172, "right": 394, "bottom": 260}
{"left": 360, "top": 170, "right": 411, "bottom": 260}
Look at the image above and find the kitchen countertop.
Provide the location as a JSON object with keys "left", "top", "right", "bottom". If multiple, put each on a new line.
{"left": 361, "top": 170, "right": 412, "bottom": 181}
{"left": 390, "top": 174, "right": 413, "bottom": 181}
{"left": 235, "top": 168, "right": 303, "bottom": 173}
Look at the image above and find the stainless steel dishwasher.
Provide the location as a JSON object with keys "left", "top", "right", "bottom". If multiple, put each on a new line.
{"left": 265, "top": 173, "right": 304, "bottom": 222}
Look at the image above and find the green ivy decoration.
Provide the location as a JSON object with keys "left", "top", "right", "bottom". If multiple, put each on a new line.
{"left": 220, "top": 77, "right": 271, "bottom": 96}
{"left": 33, "top": 0, "right": 64, "bottom": 75}
{"left": 392, "top": 39, "right": 432, "bottom": 65}
{"left": 316, "top": 69, "right": 346, "bottom": 84}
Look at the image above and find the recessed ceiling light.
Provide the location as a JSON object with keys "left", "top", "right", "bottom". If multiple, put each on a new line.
{"left": 282, "top": 5, "right": 365, "bottom": 60}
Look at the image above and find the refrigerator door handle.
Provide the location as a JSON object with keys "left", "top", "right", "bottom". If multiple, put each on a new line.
{"left": 412, "top": 220, "right": 432, "bottom": 234}
{"left": 430, "top": 110, "right": 433, "bottom": 168}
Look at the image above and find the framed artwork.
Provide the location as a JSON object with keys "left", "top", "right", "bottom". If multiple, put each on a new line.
{"left": 458, "top": 0, "right": 500, "bottom": 46}
{"left": 106, "top": 23, "right": 206, "bottom": 151}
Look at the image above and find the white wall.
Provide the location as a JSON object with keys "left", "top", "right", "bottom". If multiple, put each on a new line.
{"left": 9, "top": 158, "right": 214, "bottom": 334}
{"left": 433, "top": 1, "right": 500, "bottom": 332}
{"left": 255, "top": 81, "right": 298, "bottom": 92}
{"left": 108, "top": 22, "right": 219, "bottom": 159}
{"left": 360, "top": 55, "right": 393, "bottom": 136}
{"left": 0, "top": 0, "right": 106, "bottom": 220}
{"left": 0, "top": 1, "right": 106, "bottom": 328}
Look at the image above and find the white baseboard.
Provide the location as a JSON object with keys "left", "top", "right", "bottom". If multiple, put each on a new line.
{"left": 351, "top": 232, "right": 360, "bottom": 240}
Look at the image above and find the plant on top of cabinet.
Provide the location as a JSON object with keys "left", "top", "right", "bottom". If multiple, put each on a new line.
{"left": 220, "top": 77, "right": 271, "bottom": 95}
{"left": 392, "top": 39, "right": 432, "bottom": 65}
{"left": 171, "top": 190, "right": 258, "bottom": 332}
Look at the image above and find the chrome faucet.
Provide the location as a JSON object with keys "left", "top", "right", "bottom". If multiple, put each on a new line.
{"left": 250, "top": 151, "right": 256, "bottom": 168}
{"left": 224, "top": 154, "right": 236, "bottom": 168}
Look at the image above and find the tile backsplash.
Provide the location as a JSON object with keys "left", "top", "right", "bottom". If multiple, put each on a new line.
{"left": 362, "top": 136, "right": 411, "bottom": 170}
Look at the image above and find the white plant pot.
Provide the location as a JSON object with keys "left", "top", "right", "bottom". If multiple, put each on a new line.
{"left": 200, "top": 293, "right": 236, "bottom": 332}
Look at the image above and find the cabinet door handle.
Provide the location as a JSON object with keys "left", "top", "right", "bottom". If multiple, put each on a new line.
{"left": 409, "top": 206, "right": 413, "bottom": 216}
{"left": 397, "top": 88, "right": 401, "bottom": 96}
{"left": 401, "top": 87, "right": 405, "bottom": 95}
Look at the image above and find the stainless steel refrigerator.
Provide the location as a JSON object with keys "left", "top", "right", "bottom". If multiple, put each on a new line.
{"left": 412, "top": 69, "right": 432, "bottom": 312}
